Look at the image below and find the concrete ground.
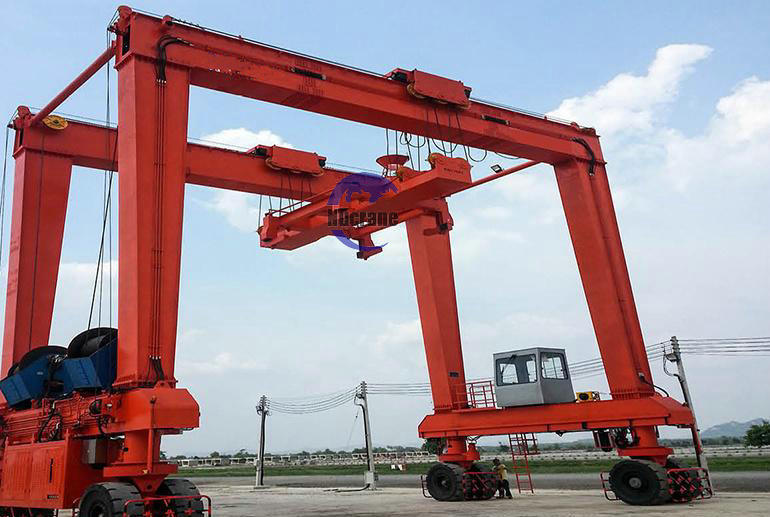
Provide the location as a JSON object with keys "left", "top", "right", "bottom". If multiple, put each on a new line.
{"left": 192, "top": 470, "right": 770, "bottom": 492}
{"left": 200, "top": 486, "right": 770, "bottom": 516}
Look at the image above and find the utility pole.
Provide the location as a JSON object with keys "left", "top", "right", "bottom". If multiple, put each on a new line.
{"left": 666, "top": 336, "right": 709, "bottom": 472}
{"left": 255, "top": 395, "right": 268, "bottom": 488}
{"left": 356, "top": 381, "right": 377, "bottom": 490}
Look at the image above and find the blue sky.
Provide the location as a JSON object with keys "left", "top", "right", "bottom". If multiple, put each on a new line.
{"left": 1, "top": 2, "right": 769, "bottom": 455}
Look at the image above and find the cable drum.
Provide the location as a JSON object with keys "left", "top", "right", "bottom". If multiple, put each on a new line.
{"left": 67, "top": 327, "right": 117, "bottom": 358}
{"left": 7, "top": 345, "right": 68, "bottom": 377}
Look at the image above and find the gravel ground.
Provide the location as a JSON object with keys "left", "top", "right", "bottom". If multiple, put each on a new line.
{"left": 198, "top": 486, "right": 770, "bottom": 516}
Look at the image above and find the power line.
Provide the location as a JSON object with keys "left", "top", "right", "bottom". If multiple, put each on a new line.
{"left": 265, "top": 388, "right": 358, "bottom": 414}
{"left": 263, "top": 337, "right": 769, "bottom": 404}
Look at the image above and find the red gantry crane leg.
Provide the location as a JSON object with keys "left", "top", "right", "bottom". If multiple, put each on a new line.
{"left": 406, "top": 208, "right": 474, "bottom": 466}
{"left": 2, "top": 149, "right": 71, "bottom": 374}
{"left": 0, "top": 6, "right": 705, "bottom": 514}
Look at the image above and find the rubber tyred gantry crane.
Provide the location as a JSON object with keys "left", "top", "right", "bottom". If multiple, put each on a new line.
{"left": 0, "top": 6, "right": 704, "bottom": 515}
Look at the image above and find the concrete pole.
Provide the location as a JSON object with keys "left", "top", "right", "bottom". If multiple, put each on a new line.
{"left": 670, "top": 336, "right": 709, "bottom": 472}
{"left": 358, "top": 381, "right": 377, "bottom": 490}
{"left": 255, "top": 395, "right": 268, "bottom": 487}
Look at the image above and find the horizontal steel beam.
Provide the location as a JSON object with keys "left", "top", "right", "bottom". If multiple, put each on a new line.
{"left": 14, "top": 117, "right": 352, "bottom": 199}
{"left": 418, "top": 396, "right": 694, "bottom": 438}
{"left": 115, "top": 7, "right": 602, "bottom": 165}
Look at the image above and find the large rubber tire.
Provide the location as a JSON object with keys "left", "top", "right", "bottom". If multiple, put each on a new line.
{"left": 79, "top": 482, "right": 144, "bottom": 517}
{"left": 157, "top": 478, "right": 204, "bottom": 516}
{"left": 609, "top": 459, "right": 671, "bottom": 506}
{"left": 425, "top": 462, "right": 464, "bottom": 502}
{"left": 666, "top": 457, "right": 703, "bottom": 502}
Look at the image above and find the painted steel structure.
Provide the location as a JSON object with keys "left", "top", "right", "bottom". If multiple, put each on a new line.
{"left": 0, "top": 6, "right": 699, "bottom": 512}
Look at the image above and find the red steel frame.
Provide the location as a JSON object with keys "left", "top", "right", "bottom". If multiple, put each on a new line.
{"left": 0, "top": 6, "right": 693, "bottom": 509}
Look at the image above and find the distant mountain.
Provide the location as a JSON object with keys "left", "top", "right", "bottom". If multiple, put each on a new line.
{"left": 701, "top": 418, "right": 767, "bottom": 438}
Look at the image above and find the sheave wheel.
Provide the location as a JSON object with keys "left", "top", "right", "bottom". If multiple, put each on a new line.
{"left": 608, "top": 459, "right": 671, "bottom": 506}
{"left": 425, "top": 462, "right": 464, "bottom": 501}
{"left": 157, "top": 478, "right": 204, "bottom": 516}
{"left": 79, "top": 482, "right": 144, "bottom": 517}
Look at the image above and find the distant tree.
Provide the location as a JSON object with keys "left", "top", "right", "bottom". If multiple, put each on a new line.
{"left": 172, "top": 455, "right": 187, "bottom": 460}
{"left": 160, "top": 451, "right": 167, "bottom": 460}
{"left": 422, "top": 438, "right": 446, "bottom": 455}
{"left": 233, "top": 449, "right": 249, "bottom": 458}
{"left": 745, "top": 420, "right": 770, "bottom": 447}
{"left": 498, "top": 442, "right": 508, "bottom": 453}
{"left": 210, "top": 451, "right": 220, "bottom": 458}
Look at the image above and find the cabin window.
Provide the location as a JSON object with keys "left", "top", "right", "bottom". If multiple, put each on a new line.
{"left": 496, "top": 354, "right": 537, "bottom": 385}
{"left": 541, "top": 352, "right": 568, "bottom": 379}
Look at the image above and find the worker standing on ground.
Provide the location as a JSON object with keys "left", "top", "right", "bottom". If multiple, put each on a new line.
{"left": 492, "top": 458, "right": 513, "bottom": 499}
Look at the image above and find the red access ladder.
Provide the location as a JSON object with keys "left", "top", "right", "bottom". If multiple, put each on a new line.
{"left": 508, "top": 433, "right": 538, "bottom": 494}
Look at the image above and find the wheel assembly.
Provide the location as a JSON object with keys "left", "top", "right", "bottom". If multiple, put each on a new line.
{"left": 425, "top": 462, "right": 464, "bottom": 501}
{"left": 666, "top": 457, "right": 704, "bottom": 502}
{"left": 78, "top": 482, "right": 144, "bottom": 517}
{"left": 608, "top": 459, "right": 671, "bottom": 505}
{"left": 464, "top": 463, "right": 497, "bottom": 500}
{"left": 156, "top": 478, "right": 204, "bottom": 516}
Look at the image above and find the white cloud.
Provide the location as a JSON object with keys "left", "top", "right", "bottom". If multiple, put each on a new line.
{"left": 549, "top": 44, "right": 712, "bottom": 136}
{"left": 451, "top": 222, "right": 525, "bottom": 263}
{"left": 491, "top": 165, "right": 563, "bottom": 224}
{"left": 205, "top": 191, "right": 262, "bottom": 233}
{"left": 177, "top": 351, "right": 263, "bottom": 375}
{"left": 200, "top": 128, "right": 293, "bottom": 233}
{"left": 365, "top": 319, "right": 427, "bottom": 381}
{"left": 476, "top": 206, "right": 512, "bottom": 220}
{"left": 662, "top": 76, "right": 770, "bottom": 189}
{"left": 200, "top": 128, "right": 292, "bottom": 151}
{"left": 50, "top": 261, "right": 119, "bottom": 342}
{"left": 175, "top": 328, "right": 264, "bottom": 375}
{"left": 712, "top": 77, "right": 770, "bottom": 144}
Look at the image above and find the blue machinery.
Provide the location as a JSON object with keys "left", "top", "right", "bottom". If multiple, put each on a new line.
{"left": 0, "top": 328, "right": 117, "bottom": 407}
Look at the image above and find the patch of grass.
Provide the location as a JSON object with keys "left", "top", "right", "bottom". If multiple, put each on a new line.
{"left": 700, "top": 456, "right": 770, "bottom": 472}
{"left": 174, "top": 456, "right": 770, "bottom": 477}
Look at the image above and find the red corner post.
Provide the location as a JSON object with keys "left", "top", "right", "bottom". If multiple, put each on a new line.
{"left": 1, "top": 147, "right": 72, "bottom": 375}
{"left": 406, "top": 201, "right": 478, "bottom": 465}
{"left": 114, "top": 31, "right": 190, "bottom": 387}
{"left": 554, "top": 148, "right": 671, "bottom": 461}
